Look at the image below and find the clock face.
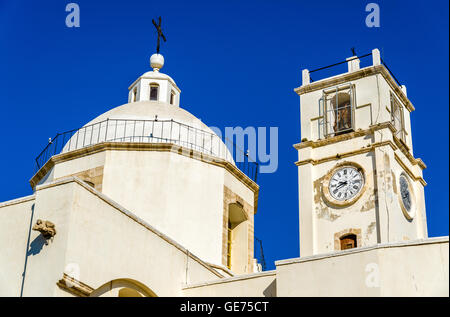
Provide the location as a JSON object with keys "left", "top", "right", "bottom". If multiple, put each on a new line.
{"left": 328, "top": 166, "right": 364, "bottom": 201}
{"left": 399, "top": 174, "right": 412, "bottom": 212}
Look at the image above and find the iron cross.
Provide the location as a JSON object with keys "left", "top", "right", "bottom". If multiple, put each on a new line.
{"left": 152, "top": 17, "right": 166, "bottom": 54}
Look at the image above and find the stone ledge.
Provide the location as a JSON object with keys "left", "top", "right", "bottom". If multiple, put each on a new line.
{"left": 30, "top": 142, "right": 259, "bottom": 213}
{"left": 182, "top": 270, "right": 277, "bottom": 290}
{"left": 294, "top": 65, "right": 414, "bottom": 112}
{"left": 275, "top": 236, "right": 449, "bottom": 266}
{"left": 0, "top": 194, "right": 35, "bottom": 208}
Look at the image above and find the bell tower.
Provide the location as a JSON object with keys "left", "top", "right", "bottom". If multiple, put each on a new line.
{"left": 294, "top": 48, "right": 428, "bottom": 257}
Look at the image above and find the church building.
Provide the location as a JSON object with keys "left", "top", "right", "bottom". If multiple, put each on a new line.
{"left": 0, "top": 48, "right": 448, "bottom": 297}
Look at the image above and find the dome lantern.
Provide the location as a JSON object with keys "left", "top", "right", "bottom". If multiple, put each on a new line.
{"left": 128, "top": 53, "right": 181, "bottom": 106}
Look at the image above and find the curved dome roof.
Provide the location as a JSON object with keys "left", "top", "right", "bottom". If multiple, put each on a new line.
{"left": 63, "top": 101, "right": 234, "bottom": 163}
{"left": 85, "top": 101, "right": 206, "bottom": 130}
{"left": 61, "top": 53, "right": 234, "bottom": 164}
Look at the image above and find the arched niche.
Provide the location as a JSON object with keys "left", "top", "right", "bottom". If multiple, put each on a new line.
{"left": 227, "top": 202, "right": 249, "bottom": 274}
{"left": 89, "top": 278, "right": 157, "bottom": 297}
{"left": 149, "top": 83, "right": 160, "bottom": 101}
{"left": 118, "top": 287, "right": 143, "bottom": 297}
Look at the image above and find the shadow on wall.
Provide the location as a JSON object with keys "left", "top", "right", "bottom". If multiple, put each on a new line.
{"left": 263, "top": 279, "right": 277, "bottom": 297}
{"left": 27, "top": 235, "right": 47, "bottom": 256}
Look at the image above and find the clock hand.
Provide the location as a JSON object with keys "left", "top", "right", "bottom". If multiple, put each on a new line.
{"left": 336, "top": 181, "right": 348, "bottom": 190}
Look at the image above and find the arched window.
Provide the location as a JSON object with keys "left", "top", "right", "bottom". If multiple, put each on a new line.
{"left": 340, "top": 234, "right": 357, "bottom": 250}
{"left": 170, "top": 90, "right": 175, "bottom": 105}
{"left": 150, "top": 83, "right": 159, "bottom": 101}
{"left": 132, "top": 87, "right": 138, "bottom": 102}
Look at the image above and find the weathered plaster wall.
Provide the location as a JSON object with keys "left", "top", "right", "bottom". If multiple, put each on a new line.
{"left": 101, "top": 150, "right": 255, "bottom": 268}
{"left": 182, "top": 271, "right": 276, "bottom": 297}
{"left": 0, "top": 196, "right": 35, "bottom": 296}
{"left": 276, "top": 237, "right": 449, "bottom": 297}
{"left": 20, "top": 178, "right": 224, "bottom": 297}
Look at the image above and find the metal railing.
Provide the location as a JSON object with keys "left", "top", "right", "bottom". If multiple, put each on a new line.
{"left": 308, "top": 52, "right": 402, "bottom": 88}
{"left": 309, "top": 53, "right": 373, "bottom": 83}
{"left": 34, "top": 118, "right": 259, "bottom": 182}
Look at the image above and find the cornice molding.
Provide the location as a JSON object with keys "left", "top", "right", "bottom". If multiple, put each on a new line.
{"left": 275, "top": 237, "right": 449, "bottom": 266}
{"left": 57, "top": 273, "right": 94, "bottom": 297}
{"left": 295, "top": 140, "right": 392, "bottom": 167}
{"left": 392, "top": 135, "right": 427, "bottom": 170}
{"left": 128, "top": 75, "right": 181, "bottom": 93}
{"left": 294, "top": 122, "right": 426, "bottom": 171}
{"left": 295, "top": 139, "right": 426, "bottom": 186}
{"left": 0, "top": 194, "right": 35, "bottom": 208}
{"left": 294, "top": 65, "right": 414, "bottom": 112}
{"left": 30, "top": 142, "right": 259, "bottom": 210}
{"left": 394, "top": 154, "right": 427, "bottom": 186}
{"left": 294, "top": 122, "right": 395, "bottom": 150}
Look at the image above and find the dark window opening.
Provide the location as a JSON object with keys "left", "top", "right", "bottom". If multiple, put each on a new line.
{"left": 150, "top": 85, "right": 159, "bottom": 101}
{"left": 340, "top": 234, "right": 357, "bottom": 250}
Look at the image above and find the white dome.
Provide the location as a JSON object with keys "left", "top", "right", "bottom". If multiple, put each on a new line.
{"left": 86, "top": 101, "right": 205, "bottom": 128}
{"left": 63, "top": 101, "right": 234, "bottom": 163}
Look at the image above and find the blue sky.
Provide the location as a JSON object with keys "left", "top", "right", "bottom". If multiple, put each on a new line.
{"left": 0, "top": 0, "right": 448, "bottom": 270}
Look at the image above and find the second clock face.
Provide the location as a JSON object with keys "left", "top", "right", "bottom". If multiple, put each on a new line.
{"left": 328, "top": 166, "right": 364, "bottom": 201}
{"left": 399, "top": 174, "right": 412, "bottom": 212}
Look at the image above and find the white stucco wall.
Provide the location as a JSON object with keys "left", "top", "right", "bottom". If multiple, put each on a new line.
{"left": 102, "top": 150, "right": 227, "bottom": 265}
{"left": 20, "top": 178, "right": 224, "bottom": 297}
{"left": 182, "top": 271, "right": 277, "bottom": 297}
{"left": 276, "top": 237, "right": 449, "bottom": 297}
{"left": 0, "top": 195, "right": 35, "bottom": 297}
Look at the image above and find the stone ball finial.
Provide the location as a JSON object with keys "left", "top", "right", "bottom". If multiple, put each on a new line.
{"left": 150, "top": 54, "right": 164, "bottom": 72}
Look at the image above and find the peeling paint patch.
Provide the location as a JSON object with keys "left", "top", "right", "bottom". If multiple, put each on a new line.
{"left": 367, "top": 221, "right": 376, "bottom": 236}
{"left": 392, "top": 171, "right": 397, "bottom": 194}
{"left": 313, "top": 174, "right": 341, "bottom": 221}
{"left": 313, "top": 175, "right": 326, "bottom": 204}
{"left": 316, "top": 206, "right": 340, "bottom": 221}
{"left": 360, "top": 190, "right": 376, "bottom": 212}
